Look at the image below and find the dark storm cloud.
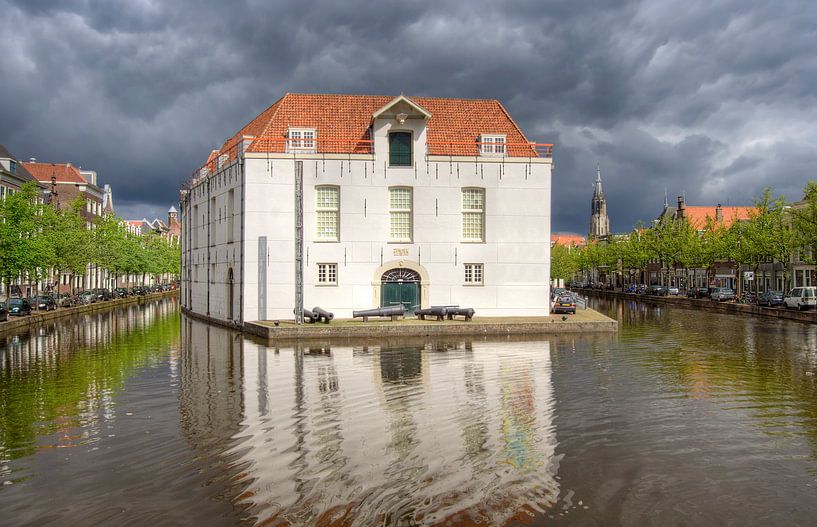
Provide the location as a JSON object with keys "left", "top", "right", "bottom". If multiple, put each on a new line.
{"left": 2, "top": 0, "right": 816, "bottom": 230}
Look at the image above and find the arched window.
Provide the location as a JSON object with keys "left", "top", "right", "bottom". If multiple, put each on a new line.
{"left": 389, "top": 131, "right": 412, "bottom": 166}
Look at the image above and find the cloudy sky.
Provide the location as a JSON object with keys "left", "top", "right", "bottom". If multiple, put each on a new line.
{"left": 2, "top": 0, "right": 815, "bottom": 234}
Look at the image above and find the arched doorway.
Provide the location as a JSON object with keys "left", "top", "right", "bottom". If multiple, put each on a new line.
{"left": 380, "top": 268, "right": 421, "bottom": 312}
{"left": 227, "top": 268, "right": 234, "bottom": 320}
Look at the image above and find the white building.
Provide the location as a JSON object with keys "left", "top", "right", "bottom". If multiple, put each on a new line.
{"left": 180, "top": 93, "right": 553, "bottom": 324}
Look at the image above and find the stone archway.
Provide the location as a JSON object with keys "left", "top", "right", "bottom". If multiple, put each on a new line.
{"left": 372, "top": 260, "right": 430, "bottom": 310}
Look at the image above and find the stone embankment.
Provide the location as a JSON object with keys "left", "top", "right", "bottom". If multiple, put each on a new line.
{"left": 0, "top": 290, "right": 179, "bottom": 335}
{"left": 579, "top": 288, "right": 817, "bottom": 323}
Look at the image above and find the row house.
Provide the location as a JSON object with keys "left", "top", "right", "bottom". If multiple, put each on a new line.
{"left": 23, "top": 160, "right": 114, "bottom": 293}
{"left": 180, "top": 93, "right": 553, "bottom": 323}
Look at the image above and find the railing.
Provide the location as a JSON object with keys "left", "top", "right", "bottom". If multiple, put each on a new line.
{"left": 426, "top": 140, "right": 553, "bottom": 158}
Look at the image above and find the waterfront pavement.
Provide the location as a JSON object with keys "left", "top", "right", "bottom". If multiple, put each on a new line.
{"left": 242, "top": 307, "right": 618, "bottom": 341}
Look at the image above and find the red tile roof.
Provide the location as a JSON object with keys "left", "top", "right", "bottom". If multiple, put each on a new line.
{"left": 217, "top": 93, "right": 539, "bottom": 160}
{"left": 23, "top": 162, "right": 87, "bottom": 184}
{"left": 552, "top": 233, "right": 586, "bottom": 246}
{"left": 683, "top": 206, "right": 754, "bottom": 229}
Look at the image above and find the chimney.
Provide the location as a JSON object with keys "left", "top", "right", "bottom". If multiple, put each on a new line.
{"left": 715, "top": 204, "right": 723, "bottom": 222}
{"left": 676, "top": 195, "right": 685, "bottom": 219}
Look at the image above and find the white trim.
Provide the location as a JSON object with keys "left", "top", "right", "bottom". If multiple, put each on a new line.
{"left": 480, "top": 134, "right": 506, "bottom": 156}
{"left": 287, "top": 127, "right": 317, "bottom": 153}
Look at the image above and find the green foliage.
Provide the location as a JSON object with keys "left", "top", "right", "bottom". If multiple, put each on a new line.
{"left": 551, "top": 242, "right": 579, "bottom": 280}
{"left": 573, "top": 185, "right": 805, "bottom": 288}
{"left": 0, "top": 185, "right": 180, "bottom": 290}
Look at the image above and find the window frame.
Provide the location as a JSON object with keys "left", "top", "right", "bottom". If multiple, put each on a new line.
{"left": 388, "top": 131, "right": 413, "bottom": 167}
{"left": 479, "top": 134, "right": 506, "bottom": 156}
{"left": 317, "top": 262, "right": 338, "bottom": 286}
{"left": 461, "top": 187, "right": 486, "bottom": 242}
{"left": 315, "top": 185, "right": 340, "bottom": 242}
{"left": 388, "top": 186, "right": 413, "bottom": 243}
{"left": 464, "top": 263, "right": 484, "bottom": 285}
{"left": 287, "top": 127, "right": 317, "bottom": 153}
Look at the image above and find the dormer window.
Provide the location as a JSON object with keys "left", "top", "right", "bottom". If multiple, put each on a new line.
{"left": 480, "top": 134, "right": 506, "bottom": 156}
{"left": 389, "top": 131, "right": 412, "bottom": 167}
{"left": 9, "top": 160, "right": 17, "bottom": 174}
{"left": 287, "top": 128, "right": 317, "bottom": 153}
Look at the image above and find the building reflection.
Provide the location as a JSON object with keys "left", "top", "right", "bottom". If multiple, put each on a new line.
{"left": 178, "top": 324, "right": 560, "bottom": 525}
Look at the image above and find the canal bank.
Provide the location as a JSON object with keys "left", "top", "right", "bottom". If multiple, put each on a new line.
{"left": 0, "top": 290, "right": 179, "bottom": 336}
{"left": 182, "top": 306, "right": 618, "bottom": 341}
{"left": 577, "top": 288, "right": 817, "bottom": 323}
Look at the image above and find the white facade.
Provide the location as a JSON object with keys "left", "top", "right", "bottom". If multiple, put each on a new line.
{"left": 181, "top": 95, "right": 552, "bottom": 322}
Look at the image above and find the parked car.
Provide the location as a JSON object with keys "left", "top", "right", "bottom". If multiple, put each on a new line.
{"left": 77, "top": 290, "right": 97, "bottom": 304}
{"left": 56, "top": 293, "right": 75, "bottom": 307}
{"left": 710, "top": 287, "right": 736, "bottom": 302}
{"left": 132, "top": 286, "right": 147, "bottom": 296}
{"left": 114, "top": 287, "right": 129, "bottom": 298}
{"left": 687, "top": 287, "right": 710, "bottom": 299}
{"left": 783, "top": 287, "right": 817, "bottom": 310}
{"left": 31, "top": 295, "right": 57, "bottom": 311}
{"left": 7, "top": 298, "right": 32, "bottom": 316}
{"left": 552, "top": 294, "right": 577, "bottom": 314}
{"left": 757, "top": 290, "right": 784, "bottom": 307}
{"left": 647, "top": 285, "right": 667, "bottom": 296}
{"left": 0, "top": 302, "right": 8, "bottom": 322}
{"left": 93, "top": 288, "right": 114, "bottom": 301}
{"left": 666, "top": 287, "right": 680, "bottom": 295}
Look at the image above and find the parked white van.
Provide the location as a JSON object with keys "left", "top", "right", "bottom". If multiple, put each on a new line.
{"left": 783, "top": 287, "right": 817, "bottom": 310}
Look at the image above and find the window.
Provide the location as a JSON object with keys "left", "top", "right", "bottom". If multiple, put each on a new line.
{"left": 9, "top": 160, "right": 16, "bottom": 174}
{"left": 315, "top": 186, "right": 339, "bottom": 241}
{"left": 317, "top": 263, "right": 338, "bottom": 285}
{"left": 389, "top": 187, "right": 412, "bottom": 242}
{"left": 462, "top": 188, "right": 485, "bottom": 241}
{"left": 480, "top": 134, "right": 506, "bottom": 155}
{"left": 464, "top": 263, "right": 484, "bottom": 285}
{"left": 287, "top": 128, "right": 317, "bottom": 153}
{"left": 389, "top": 131, "right": 412, "bottom": 166}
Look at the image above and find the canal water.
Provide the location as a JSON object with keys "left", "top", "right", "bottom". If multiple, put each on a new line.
{"left": 1, "top": 297, "right": 816, "bottom": 525}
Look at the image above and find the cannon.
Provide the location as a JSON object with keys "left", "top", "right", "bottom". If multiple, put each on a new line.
{"left": 294, "top": 308, "right": 319, "bottom": 323}
{"left": 446, "top": 307, "right": 475, "bottom": 321}
{"left": 414, "top": 306, "right": 448, "bottom": 321}
{"left": 312, "top": 306, "right": 334, "bottom": 324}
{"left": 352, "top": 305, "right": 405, "bottom": 321}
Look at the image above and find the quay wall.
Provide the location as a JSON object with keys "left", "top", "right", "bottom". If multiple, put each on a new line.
{"left": 0, "top": 291, "right": 179, "bottom": 336}
{"left": 579, "top": 289, "right": 817, "bottom": 324}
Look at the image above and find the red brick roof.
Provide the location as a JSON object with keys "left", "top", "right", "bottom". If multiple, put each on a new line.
{"left": 217, "top": 93, "right": 537, "bottom": 159}
{"left": 684, "top": 206, "right": 754, "bottom": 229}
{"left": 552, "top": 233, "right": 586, "bottom": 246}
{"left": 23, "top": 162, "right": 87, "bottom": 184}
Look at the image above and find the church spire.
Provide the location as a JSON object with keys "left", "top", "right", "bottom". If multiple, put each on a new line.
{"left": 589, "top": 164, "right": 610, "bottom": 241}
{"left": 594, "top": 164, "right": 603, "bottom": 197}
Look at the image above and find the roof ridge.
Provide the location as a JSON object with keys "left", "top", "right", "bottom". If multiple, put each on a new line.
{"left": 493, "top": 99, "right": 532, "bottom": 145}
{"left": 256, "top": 92, "right": 290, "bottom": 138}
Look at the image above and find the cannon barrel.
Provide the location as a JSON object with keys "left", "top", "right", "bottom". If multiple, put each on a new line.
{"left": 312, "top": 306, "right": 334, "bottom": 322}
{"left": 293, "top": 308, "right": 318, "bottom": 323}
{"left": 353, "top": 305, "right": 405, "bottom": 318}
{"left": 446, "top": 308, "right": 475, "bottom": 318}
{"left": 414, "top": 306, "right": 448, "bottom": 317}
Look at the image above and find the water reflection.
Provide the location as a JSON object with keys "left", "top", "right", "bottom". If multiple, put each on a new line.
{"left": 179, "top": 319, "right": 560, "bottom": 525}
{"left": 0, "top": 298, "right": 179, "bottom": 465}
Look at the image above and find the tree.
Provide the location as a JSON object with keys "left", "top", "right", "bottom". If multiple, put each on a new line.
{"left": 0, "top": 182, "right": 49, "bottom": 296}
{"left": 551, "top": 243, "right": 579, "bottom": 282}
